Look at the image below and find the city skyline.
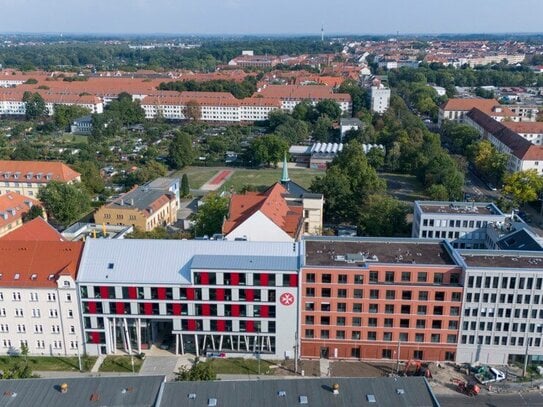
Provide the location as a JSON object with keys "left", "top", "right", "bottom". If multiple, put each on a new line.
{"left": 0, "top": 0, "right": 542, "bottom": 35}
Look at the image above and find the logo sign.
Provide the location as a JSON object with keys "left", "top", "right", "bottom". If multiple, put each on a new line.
{"left": 280, "top": 292, "right": 295, "bottom": 306}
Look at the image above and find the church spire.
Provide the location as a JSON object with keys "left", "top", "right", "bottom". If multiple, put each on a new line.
{"left": 280, "top": 153, "right": 290, "bottom": 183}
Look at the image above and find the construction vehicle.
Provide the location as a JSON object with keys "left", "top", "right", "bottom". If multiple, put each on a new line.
{"left": 404, "top": 360, "right": 432, "bottom": 378}
{"left": 454, "top": 379, "right": 480, "bottom": 397}
{"left": 473, "top": 366, "right": 506, "bottom": 385}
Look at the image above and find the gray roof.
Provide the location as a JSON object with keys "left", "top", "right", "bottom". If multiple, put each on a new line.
{"left": 158, "top": 377, "right": 440, "bottom": 407}
{"left": 108, "top": 186, "right": 172, "bottom": 211}
{"left": 77, "top": 239, "right": 300, "bottom": 285}
{"left": 146, "top": 177, "right": 179, "bottom": 191}
{"left": 340, "top": 118, "right": 363, "bottom": 126}
{"left": 0, "top": 376, "right": 164, "bottom": 407}
{"left": 191, "top": 255, "right": 299, "bottom": 271}
{"left": 497, "top": 228, "right": 543, "bottom": 251}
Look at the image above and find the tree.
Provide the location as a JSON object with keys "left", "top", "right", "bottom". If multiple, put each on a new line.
{"left": 123, "top": 161, "right": 168, "bottom": 188}
{"left": 313, "top": 116, "right": 334, "bottom": 142}
{"left": 358, "top": 194, "right": 410, "bottom": 236}
{"left": 74, "top": 161, "right": 105, "bottom": 194}
{"left": 104, "top": 92, "right": 145, "bottom": 125}
{"left": 11, "top": 142, "right": 39, "bottom": 160}
{"left": 250, "top": 135, "right": 289, "bottom": 167}
{"left": 53, "top": 104, "right": 91, "bottom": 130}
{"left": 503, "top": 169, "right": 543, "bottom": 207}
{"left": 175, "top": 358, "right": 216, "bottom": 381}
{"left": 469, "top": 140, "right": 508, "bottom": 185}
{"left": 168, "top": 131, "right": 195, "bottom": 169}
{"left": 426, "top": 184, "right": 450, "bottom": 201}
{"left": 22, "top": 205, "right": 44, "bottom": 222}
{"left": 0, "top": 360, "right": 35, "bottom": 379}
{"left": 315, "top": 99, "right": 342, "bottom": 121}
{"left": 183, "top": 100, "right": 202, "bottom": 121}
{"left": 181, "top": 174, "right": 190, "bottom": 197}
{"left": 192, "top": 193, "right": 229, "bottom": 237}
{"left": 442, "top": 122, "right": 480, "bottom": 154}
{"left": 38, "top": 181, "right": 91, "bottom": 227}
{"left": 23, "top": 91, "right": 48, "bottom": 119}
{"left": 366, "top": 148, "right": 385, "bottom": 170}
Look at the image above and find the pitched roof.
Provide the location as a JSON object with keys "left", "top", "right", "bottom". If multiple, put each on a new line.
{"left": 0, "top": 160, "right": 80, "bottom": 183}
{"left": 0, "top": 192, "right": 40, "bottom": 229}
{"left": 223, "top": 183, "right": 303, "bottom": 238}
{"left": 0, "top": 240, "right": 83, "bottom": 287}
{"left": 256, "top": 85, "right": 351, "bottom": 102}
{"left": 503, "top": 121, "right": 543, "bottom": 135}
{"left": 442, "top": 98, "right": 515, "bottom": 117}
{"left": 1, "top": 217, "right": 63, "bottom": 241}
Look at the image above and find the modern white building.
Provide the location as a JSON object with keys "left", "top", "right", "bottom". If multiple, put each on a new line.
{"left": 0, "top": 240, "right": 84, "bottom": 356}
{"left": 77, "top": 239, "right": 300, "bottom": 359}
{"left": 340, "top": 118, "right": 363, "bottom": 141}
{"left": 412, "top": 201, "right": 506, "bottom": 249}
{"left": 370, "top": 85, "right": 391, "bottom": 114}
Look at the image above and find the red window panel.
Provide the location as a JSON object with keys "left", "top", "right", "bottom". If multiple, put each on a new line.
{"left": 231, "top": 304, "right": 240, "bottom": 317}
{"left": 172, "top": 303, "right": 182, "bottom": 315}
{"left": 115, "top": 302, "right": 125, "bottom": 315}
{"left": 157, "top": 288, "right": 167, "bottom": 300}
{"left": 231, "top": 273, "right": 239, "bottom": 285}
{"left": 87, "top": 302, "right": 97, "bottom": 314}
{"left": 245, "top": 289, "right": 254, "bottom": 301}
{"left": 90, "top": 332, "right": 101, "bottom": 344}
{"left": 128, "top": 287, "right": 138, "bottom": 299}
{"left": 217, "top": 320, "right": 226, "bottom": 332}
{"left": 260, "top": 273, "right": 269, "bottom": 286}
{"left": 246, "top": 320, "right": 255, "bottom": 332}
{"left": 202, "top": 304, "right": 211, "bottom": 316}
{"left": 260, "top": 305, "right": 269, "bottom": 317}
{"left": 186, "top": 288, "right": 195, "bottom": 300}
{"left": 216, "top": 289, "right": 225, "bottom": 301}
{"left": 99, "top": 286, "right": 109, "bottom": 299}
{"left": 199, "top": 272, "right": 209, "bottom": 285}
{"left": 289, "top": 274, "right": 298, "bottom": 287}
{"left": 144, "top": 303, "right": 153, "bottom": 315}
{"left": 187, "top": 320, "right": 196, "bottom": 331}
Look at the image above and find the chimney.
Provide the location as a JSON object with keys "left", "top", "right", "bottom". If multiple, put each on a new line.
{"left": 120, "top": 199, "right": 124, "bottom": 206}
{"left": 60, "top": 383, "right": 68, "bottom": 393}
{"left": 332, "top": 383, "right": 340, "bottom": 395}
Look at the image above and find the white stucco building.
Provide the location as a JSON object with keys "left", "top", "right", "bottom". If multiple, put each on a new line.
{"left": 370, "top": 85, "right": 391, "bottom": 114}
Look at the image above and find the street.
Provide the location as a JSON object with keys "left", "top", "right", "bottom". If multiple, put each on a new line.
{"left": 464, "top": 169, "right": 500, "bottom": 202}
{"left": 439, "top": 391, "right": 543, "bottom": 406}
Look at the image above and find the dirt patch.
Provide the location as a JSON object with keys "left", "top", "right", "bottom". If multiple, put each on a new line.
{"left": 277, "top": 359, "right": 320, "bottom": 377}
{"left": 331, "top": 361, "right": 393, "bottom": 377}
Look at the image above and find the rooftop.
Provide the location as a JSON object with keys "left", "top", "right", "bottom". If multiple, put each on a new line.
{"left": 0, "top": 192, "right": 40, "bottom": 229}
{"left": 105, "top": 185, "right": 175, "bottom": 215}
{"left": 304, "top": 237, "right": 455, "bottom": 267}
{"left": 460, "top": 250, "right": 543, "bottom": 269}
{"left": 159, "top": 377, "right": 439, "bottom": 407}
{"left": 0, "top": 160, "right": 80, "bottom": 183}
{"left": 0, "top": 217, "right": 63, "bottom": 242}
{"left": 416, "top": 201, "right": 504, "bottom": 216}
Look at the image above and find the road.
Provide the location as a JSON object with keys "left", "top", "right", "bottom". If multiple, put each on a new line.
{"left": 439, "top": 391, "right": 543, "bottom": 406}
{"left": 464, "top": 169, "right": 500, "bottom": 202}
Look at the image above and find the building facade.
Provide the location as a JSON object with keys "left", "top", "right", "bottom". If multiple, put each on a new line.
{"left": 300, "top": 238, "right": 463, "bottom": 362}
{"left": 370, "top": 85, "right": 391, "bottom": 114}
{"left": 0, "top": 192, "right": 42, "bottom": 238}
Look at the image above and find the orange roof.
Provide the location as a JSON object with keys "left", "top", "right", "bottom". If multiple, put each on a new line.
{"left": 0, "top": 160, "right": 80, "bottom": 183}
{"left": 1, "top": 217, "right": 63, "bottom": 242}
{"left": 0, "top": 240, "right": 83, "bottom": 288}
{"left": 503, "top": 121, "right": 543, "bottom": 135}
{"left": 0, "top": 192, "right": 40, "bottom": 229}
{"left": 256, "top": 85, "right": 351, "bottom": 102}
{"left": 442, "top": 98, "right": 515, "bottom": 117}
{"left": 223, "top": 183, "right": 303, "bottom": 238}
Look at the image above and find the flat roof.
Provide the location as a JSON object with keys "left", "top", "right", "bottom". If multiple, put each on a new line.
{"left": 159, "top": 377, "right": 439, "bottom": 407}
{"left": 77, "top": 239, "right": 300, "bottom": 285}
{"left": 416, "top": 201, "right": 503, "bottom": 216}
{"left": 191, "top": 254, "right": 299, "bottom": 271}
{"left": 304, "top": 238, "right": 455, "bottom": 266}
{"left": 460, "top": 250, "right": 543, "bottom": 269}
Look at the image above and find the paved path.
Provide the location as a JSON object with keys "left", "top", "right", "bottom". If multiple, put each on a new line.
{"left": 139, "top": 356, "right": 180, "bottom": 377}
{"left": 90, "top": 355, "right": 105, "bottom": 373}
{"left": 319, "top": 358, "right": 330, "bottom": 377}
{"left": 200, "top": 170, "right": 234, "bottom": 191}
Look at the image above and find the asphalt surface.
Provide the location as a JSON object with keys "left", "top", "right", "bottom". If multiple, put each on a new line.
{"left": 464, "top": 169, "right": 500, "bottom": 202}
{"left": 439, "top": 391, "right": 543, "bottom": 406}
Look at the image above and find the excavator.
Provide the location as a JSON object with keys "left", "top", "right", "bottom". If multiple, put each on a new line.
{"left": 404, "top": 360, "right": 432, "bottom": 378}
{"left": 453, "top": 378, "right": 481, "bottom": 397}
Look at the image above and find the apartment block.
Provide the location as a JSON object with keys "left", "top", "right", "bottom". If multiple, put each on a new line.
{"left": 300, "top": 238, "right": 463, "bottom": 362}
{"left": 0, "top": 192, "right": 42, "bottom": 238}
{"left": 370, "top": 85, "right": 391, "bottom": 114}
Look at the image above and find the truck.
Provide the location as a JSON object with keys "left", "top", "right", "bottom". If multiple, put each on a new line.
{"left": 474, "top": 366, "right": 506, "bottom": 385}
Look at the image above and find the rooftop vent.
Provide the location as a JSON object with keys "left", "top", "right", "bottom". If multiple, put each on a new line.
{"left": 90, "top": 393, "right": 100, "bottom": 401}
{"left": 278, "top": 391, "right": 287, "bottom": 397}
{"left": 299, "top": 395, "right": 308, "bottom": 404}
{"left": 14, "top": 273, "right": 20, "bottom": 280}
{"left": 3, "top": 391, "right": 17, "bottom": 398}
{"left": 188, "top": 393, "right": 197, "bottom": 400}
{"left": 396, "top": 388, "right": 405, "bottom": 395}
{"left": 366, "top": 394, "right": 376, "bottom": 403}
{"left": 121, "top": 387, "right": 133, "bottom": 394}
{"left": 30, "top": 274, "right": 37, "bottom": 280}
{"left": 48, "top": 274, "right": 55, "bottom": 280}
{"left": 108, "top": 263, "right": 114, "bottom": 270}
{"left": 208, "top": 398, "right": 217, "bottom": 407}
{"left": 332, "top": 383, "right": 340, "bottom": 395}
{"left": 60, "top": 383, "right": 68, "bottom": 393}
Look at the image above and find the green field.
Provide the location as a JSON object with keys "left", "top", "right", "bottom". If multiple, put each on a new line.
{"left": 380, "top": 172, "right": 428, "bottom": 202}
{"left": 0, "top": 356, "right": 96, "bottom": 372}
{"left": 171, "top": 167, "right": 223, "bottom": 190}
{"left": 206, "top": 357, "right": 277, "bottom": 375}
{"left": 98, "top": 355, "right": 143, "bottom": 373}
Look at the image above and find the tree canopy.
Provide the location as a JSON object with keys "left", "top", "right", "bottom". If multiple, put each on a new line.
{"left": 37, "top": 181, "right": 91, "bottom": 227}
{"left": 503, "top": 169, "right": 543, "bottom": 207}
{"left": 192, "top": 193, "right": 229, "bottom": 237}
{"left": 168, "top": 131, "right": 195, "bottom": 169}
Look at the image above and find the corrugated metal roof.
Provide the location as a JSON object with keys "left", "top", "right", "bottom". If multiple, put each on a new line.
{"left": 78, "top": 239, "right": 299, "bottom": 285}
{"left": 191, "top": 255, "right": 298, "bottom": 271}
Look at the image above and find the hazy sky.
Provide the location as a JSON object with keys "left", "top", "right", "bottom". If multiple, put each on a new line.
{"left": 0, "top": 0, "right": 541, "bottom": 35}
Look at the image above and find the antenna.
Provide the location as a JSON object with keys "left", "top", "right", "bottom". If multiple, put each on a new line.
{"left": 321, "top": 24, "right": 324, "bottom": 42}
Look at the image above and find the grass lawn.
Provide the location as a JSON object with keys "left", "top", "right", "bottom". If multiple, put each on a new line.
{"left": 206, "top": 357, "right": 278, "bottom": 375}
{"left": 171, "top": 167, "right": 224, "bottom": 189}
{"left": 380, "top": 172, "right": 428, "bottom": 203}
{"left": 99, "top": 355, "right": 143, "bottom": 373}
{"left": 59, "top": 133, "right": 89, "bottom": 144}
{"left": 221, "top": 168, "right": 322, "bottom": 192}
{"left": 0, "top": 356, "right": 97, "bottom": 372}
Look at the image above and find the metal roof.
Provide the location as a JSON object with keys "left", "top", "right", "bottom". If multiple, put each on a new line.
{"left": 158, "top": 377, "right": 440, "bottom": 407}
{"left": 77, "top": 239, "right": 300, "bottom": 285}
{"left": 191, "top": 255, "right": 298, "bottom": 271}
{"left": 0, "top": 376, "right": 164, "bottom": 407}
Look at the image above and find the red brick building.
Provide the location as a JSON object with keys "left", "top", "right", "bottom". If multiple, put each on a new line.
{"left": 301, "top": 238, "right": 463, "bottom": 362}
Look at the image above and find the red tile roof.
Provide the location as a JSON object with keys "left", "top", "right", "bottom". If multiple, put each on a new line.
{"left": 442, "top": 98, "right": 515, "bottom": 117}
{"left": 503, "top": 121, "right": 543, "bottom": 135}
{"left": 0, "top": 192, "right": 40, "bottom": 229}
{"left": 223, "top": 183, "right": 303, "bottom": 238}
{"left": 0, "top": 160, "right": 80, "bottom": 183}
{"left": 256, "top": 85, "right": 351, "bottom": 103}
{"left": 0, "top": 217, "right": 63, "bottom": 241}
{"left": 0, "top": 240, "right": 83, "bottom": 288}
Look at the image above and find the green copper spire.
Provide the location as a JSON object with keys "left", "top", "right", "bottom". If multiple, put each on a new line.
{"left": 280, "top": 153, "right": 290, "bottom": 183}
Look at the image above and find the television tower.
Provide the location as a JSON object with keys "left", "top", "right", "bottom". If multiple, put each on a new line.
{"left": 321, "top": 25, "right": 324, "bottom": 42}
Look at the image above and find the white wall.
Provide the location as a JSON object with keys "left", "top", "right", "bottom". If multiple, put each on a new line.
{"left": 225, "top": 211, "right": 294, "bottom": 242}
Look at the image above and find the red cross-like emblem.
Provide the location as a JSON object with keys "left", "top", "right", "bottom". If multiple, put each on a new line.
{"left": 280, "top": 292, "right": 295, "bottom": 306}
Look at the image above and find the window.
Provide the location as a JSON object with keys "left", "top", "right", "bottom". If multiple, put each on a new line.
{"left": 401, "top": 272, "right": 411, "bottom": 282}
{"left": 52, "top": 325, "right": 60, "bottom": 334}
{"left": 447, "top": 334, "right": 457, "bottom": 344}
{"left": 321, "top": 288, "right": 331, "bottom": 297}
{"left": 369, "top": 304, "right": 378, "bottom": 313}
{"left": 337, "top": 289, "right": 347, "bottom": 298}
{"left": 368, "top": 318, "right": 378, "bottom": 327}
{"left": 369, "top": 271, "right": 378, "bottom": 283}
{"left": 34, "top": 325, "right": 43, "bottom": 334}
{"left": 30, "top": 292, "right": 38, "bottom": 302}
{"left": 305, "top": 288, "right": 315, "bottom": 297}
{"left": 337, "top": 317, "right": 346, "bottom": 326}
{"left": 417, "top": 305, "right": 427, "bottom": 315}
{"left": 417, "top": 272, "right": 427, "bottom": 282}
{"left": 431, "top": 334, "right": 441, "bottom": 343}
{"left": 385, "top": 271, "right": 395, "bottom": 282}
{"left": 413, "top": 350, "right": 423, "bottom": 359}
{"left": 433, "top": 306, "right": 443, "bottom": 315}
{"left": 385, "top": 304, "right": 394, "bottom": 314}
{"left": 386, "top": 290, "right": 395, "bottom": 300}
{"left": 432, "top": 320, "right": 442, "bottom": 329}
{"left": 402, "top": 291, "right": 412, "bottom": 300}
{"left": 370, "top": 289, "right": 379, "bottom": 299}
{"left": 433, "top": 273, "right": 443, "bottom": 284}
{"left": 352, "top": 317, "right": 362, "bottom": 326}
{"left": 305, "top": 329, "right": 314, "bottom": 338}
{"left": 338, "top": 274, "right": 348, "bottom": 284}
{"left": 47, "top": 293, "right": 56, "bottom": 302}
{"left": 354, "top": 275, "right": 363, "bottom": 284}
{"left": 384, "top": 318, "right": 393, "bottom": 327}
{"left": 418, "top": 291, "right": 428, "bottom": 301}
{"left": 305, "top": 316, "right": 314, "bottom": 325}
{"left": 353, "top": 289, "right": 363, "bottom": 299}
{"left": 15, "top": 308, "right": 23, "bottom": 317}
{"left": 435, "top": 292, "right": 445, "bottom": 301}
{"left": 321, "top": 274, "right": 332, "bottom": 283}
{"left": 320, "top": 330, "right": 329, "bottom": 339}
{"left": 337, "top": 303, "right": 347, "bottom": 312}
{"left": 306, "top": 273, "right": 315, "bottom": 283}
{"left": 49, "top": 309, "right": 58, "bottom": 318}
{"left": 416, "top": 319, "right": 426, "bottom": 328}
{"left": 32, "top": 309, "right": 40, "bottom": 318}
{"left": 336, "top": 330, "right": 345, "bottom": 339}
{"left": 12, "top": 292, "right": 21, "bottom": 301}
{"left": 66, "top": 293, "right": 72, "bottom": 302}
{"left": 352, "top": 303, "right": 362, "bottom": 313}
{"left": 367, "top": 332, "right": 377, "bottom": 341}
{"left": 451, "top": 292, "right": 461, "bottom": 302}
{"left": 401, "top": 305, "right": 411, "bottom": 314}
{"left": 352, "top": 331, "right": 361, "bottom": 340}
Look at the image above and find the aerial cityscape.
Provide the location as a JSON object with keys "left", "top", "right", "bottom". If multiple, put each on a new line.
{"left": 1, "top": 0, "right": 543, "bottom": 406}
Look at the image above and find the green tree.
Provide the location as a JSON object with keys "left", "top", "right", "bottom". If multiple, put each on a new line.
{"left": 358, "top": 194, "right": 410, "bottom": 236}
{"left": 250, "top": 135, "right": 289, "bottom": 167}
{"left": 313, "top": 116, "right": 334, "bottom": 142}
{"left": 123, "top": 161, "right": 168, "bottom": 188}
{"left": 104, "top": 92, "right": 145, "bottom": 125}
{"left": 181, "top": 174, "right": 190, "bottom": 197}
{"left": 442, "top": 122, "right": 480, "bottom": 154}
{"left": 168, "top": 131, "right": 195, "bottom": 169}
{"left": 53, "top": 104, "right": 91, "bottom": 130}
{"left": 183, "top": 100, "right": 202, "bottom": 121}
{"left": 337, "top": 79, "right": 368, "bottom": 115}
{"left": 175, "top": 358, "right": 216, "bottom": 381}
{"left": 38, "top": 181, "right": 91, "bottom": 227}
{"left": 22, "top": 205, "right": 44, "bottom": 222}
{"left": 11, "top": 142, "right": 39, "bottom": 160}
{"left": 193, "top": 193, "right": 229, "bottom": 237}
{"left": 23, "top": 91, "right": 48, "bottom": 120}
{"left": 426, "top": 184, "right": 450, "bottom": 200}
{"left": 315, "top": 99, "right": 342, "bottom": 121}
{"left": 469, "top": 140, "right": 508, "bottom": 185}
{"left": 503, "top": 169, "right": 543, "bottom": 207}
{"left": 74, "top": 161, "right": 105, "bottom": 194}
{"left": 366, "top": 148, "right": 385, "bottom": 170}
{"left": 0, "top": 360, "right": 35, "bottom": 379}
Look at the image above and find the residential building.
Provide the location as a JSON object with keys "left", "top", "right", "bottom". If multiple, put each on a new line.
{"left": 508, "top": 105, "right": 540, "bottom": 123}
{"left": 340, "top": 118, "right": 363, "bottom": 141}
{"left": 76, "top": 239, "right": 300, "bottom": 359}
{"left": 412, "top": 201, "right": 506, "bottom": 249}
{"left": 94, "top": 179, "right": 179, "bottom": 231}
{"left": 0, "top": 160, "right": 81, "bottom": 199}
{"left": 370, "top": 85, "right": 391, "bottom": 114}
{"left": 503, "top": 121, "right": 543, "bottom": 146}
{"left": 438, "top": 98, "right": 516, "bottom": 126}
{"left": 228, "top": 52, "right": 281, "bottom": 68}
{"left": 0, "top": 216, "right": 63, "bottom": 242}
{"left": 300, "top": 238, "right": 463, "bottom": 362}
{"left": 454, "top": 249, "right": 543, "bottom": 365}
{"left": 70, "top": 115, "right": 93, "bottom": 134}
{"left": 0, "top": 192, "right": 42, "bottom": 238}
{"left": 0, "top": 240, "right": 84, "bottom": 356}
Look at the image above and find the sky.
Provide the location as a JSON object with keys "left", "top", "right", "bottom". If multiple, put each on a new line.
{"left": 0, "top": 0, "right": 542, "bottom": 35}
